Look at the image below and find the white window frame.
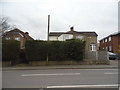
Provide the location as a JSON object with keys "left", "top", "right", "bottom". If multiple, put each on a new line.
{"left": 62, "top": 35, "right": 70, "bottom": 41}
{"left": 76, "top": 35, "right": 83, "bottom": 40}
{"left": 103, "top": 40, "right": 104, "bottom": 43}
{"left": 106, "top": 47, "right": 108, "bottom": 50}
{"left": 109, "top": 37, "right": 111, "bottom": 41}
{"left": 109, "top": 46, "right": 112, "bottom": 51}
{"left": 6, "top": 37, "right": 10, "bottom": 40}
{"left": 90, "top": 44, "right": 96, "bottom": 51}
{"left": 105, "top": 38, "right": 107, "bottom": 42}
{"left": 15, "top": 37, "right": 20, "bottom": 41}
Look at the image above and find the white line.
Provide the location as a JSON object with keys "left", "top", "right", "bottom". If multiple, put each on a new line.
{"left": 104, "top": 73, "right": 118, "bottom": 74}
{"left": 75, "top": 69, "right": 118, "bottom": 71}
{"left": 47, "top": 84, "right": 118, "bottom": 88}
{"left": 21, "top": 73, "right": 80, "bottom": 76}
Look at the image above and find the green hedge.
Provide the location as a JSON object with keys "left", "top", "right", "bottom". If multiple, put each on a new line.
{"left": 2, "top": 40, "right": 20, "bottom": 61}
{"left": 25, "top": 39, "right": 85, "bottom": 61}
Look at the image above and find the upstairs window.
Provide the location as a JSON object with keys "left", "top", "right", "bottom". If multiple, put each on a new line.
{"left": 63, "top": 35, "right": 70, "bottom": 41}
{"left": 105, "top": 38, "right": 107, "bottom": 42}
{"left": 102, "top": 40, "right": 104, "bottom": 43}
{"left": 76, "top": 35, "right": 84, "bottom": 40}
{"left": 15, "top": 37, "right": 20, "bottom": 41}
{"left": 6, "top": 37, "right": 10, "bottom": 40}
{"left": 109, "top": 37, "right": 111, "bottom": 41}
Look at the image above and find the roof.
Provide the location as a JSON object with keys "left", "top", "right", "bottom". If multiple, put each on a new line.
{"left": 100, "top": 31, "right": 120, "bottom": 41}
{"left": 3, "top": 28, "right": 34, "bottom": 40}
{"left": 49, "top": 30, "right": 98, "bottom": 37}
{"left": 49, "top": 32, "right": 65, "bottom": 36}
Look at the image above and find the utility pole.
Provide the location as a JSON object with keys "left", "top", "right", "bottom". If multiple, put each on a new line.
{"left": 46, "top": 15, "right": 50, "bottom": 65}
{"left": 47, "top": 15, "right": 50, "bottom": 41}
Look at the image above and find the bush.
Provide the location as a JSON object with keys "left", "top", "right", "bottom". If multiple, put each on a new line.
{"left": 25, "top": 40, "right": 48, "bottom": 61}
{"left": 25, "top": 39, "right": 85, "bottom": 61}
{"left": 2, "top": 40, "right": 20, "bottom": 61}
{"left": 65, "top": 39, "right": 85, "bottom": 61}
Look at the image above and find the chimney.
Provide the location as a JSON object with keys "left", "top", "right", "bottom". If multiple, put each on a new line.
{"left": 25, "top": 32, "right": 29, "bottom": 40}
{"left": 70, "top": 27, "right": 74, "bottom": 31}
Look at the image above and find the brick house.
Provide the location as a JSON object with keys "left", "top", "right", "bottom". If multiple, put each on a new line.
{"left": 2, "top": 28, "right": 34, "bottom": 49}
{"left": 49, "top": 27, "right": 98, "bottom": 52}
{"left": 99, "top": 32, "right": 120, "bottom": 54}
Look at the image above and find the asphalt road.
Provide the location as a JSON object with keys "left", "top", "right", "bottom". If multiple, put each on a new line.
{"left": 2, "top": 69, "right": 118, "bottom": 88}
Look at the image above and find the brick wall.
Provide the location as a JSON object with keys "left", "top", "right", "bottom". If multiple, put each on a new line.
{"left": 100, "top": 34, "right": 120, "bottom": 54}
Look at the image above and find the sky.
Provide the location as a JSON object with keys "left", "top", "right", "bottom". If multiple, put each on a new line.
{"left": 0, "top": 0, "right": 119, "bottom": 41}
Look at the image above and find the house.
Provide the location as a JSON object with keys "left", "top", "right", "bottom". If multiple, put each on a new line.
{"left": 99, "top": 32, "right": 120, "bottom": 54}
{"left": 49, "top": 27, "right": 98, "bottom": 52}
{"left": 2, "top": 28, "right": 34, "bottom": 49}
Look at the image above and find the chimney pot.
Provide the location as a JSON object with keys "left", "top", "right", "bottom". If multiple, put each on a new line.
{"left": 70, "top": 27, "right": 74, "bottom": 31}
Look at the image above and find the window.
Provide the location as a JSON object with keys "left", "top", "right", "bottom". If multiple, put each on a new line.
{"left": 109, "top": 46, "right": 112, "bottom": 51}
{"left": 6, "top": 37, "right": 10, "bottom": 40}
{"left": 106, "top": 47, "right": 108, "bottom": 50}
{"left": 109, "top": 37, "right": 111, "bottom": 41}
{"left": 14, "top": 32, "right": 19, "bottom": 34}
{"left": 103, "top": 40, "right": 104, "bottom": 43}
{"left": 63, "top": 35, "right": 70, "bottom": 41}
{"left": 76, "top": 35, "right": 83, "bottom": 40}
{"left": 15, "top": 37, "right": 20, "bottom": 41}
{"left": 105, "top": 38, "right": 107, "bottom": 42}
{"left": 90, "top": 44, "right": 96, "bottom": 51}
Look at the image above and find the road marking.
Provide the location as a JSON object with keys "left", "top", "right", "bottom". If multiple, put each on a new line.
{"left": 75, "top": 69, "right": 118, "bottom": 71}
{"left": 104, "top": 72, "right": 118, "bottom": 74}
{"left": 21, "top": 73, "right": 80, "bottom": 76}
{"left": 47, "top": 84, "right": 118, "bottom": 88}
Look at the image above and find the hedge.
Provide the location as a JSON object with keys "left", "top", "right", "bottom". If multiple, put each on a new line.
{"left": 25, "top": 39, "right": 85, "bottom": 61}
{"left": 2, "top": 40, "right": 20, "bottom": 61}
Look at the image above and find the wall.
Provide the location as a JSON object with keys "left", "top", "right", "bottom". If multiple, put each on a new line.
{"left": 85, "top": 51, "right": 108, "bottom": 60}
{"left": 85, "top": 36, "right": 97, "bottom": 52}
{"left": 29, "top": 60, "right": 109, "bottom": 66}
{"left": 100, "top": 35, "right": 120, "bottom": 54}
{"left": 98, "top": 51, "right": 108, "bottom": 60}
{"left": 112, "top": 35, "right": 119, "bottom": 53}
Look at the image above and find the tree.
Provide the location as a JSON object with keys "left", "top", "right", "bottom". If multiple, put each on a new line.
{"left": 0, "top": 17, "right": 15, "bottom": 37}
{"left": 0, "top": 17, "right": 10, "bottom": 36}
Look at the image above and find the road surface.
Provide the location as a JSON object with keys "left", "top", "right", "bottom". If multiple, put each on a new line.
{"left": 2, "top": 69, "right": 118, "bottom": 88}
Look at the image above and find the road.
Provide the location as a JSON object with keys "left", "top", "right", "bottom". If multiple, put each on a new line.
{"left": 2, "top": 69, "right": 118, "bottom": 88}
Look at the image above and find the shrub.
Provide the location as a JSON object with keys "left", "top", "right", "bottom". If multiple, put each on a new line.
{"left": 25, "top": 39, "right": 85, "bottom": 61}
{"left": 2, "top": 40, "right": 20, "bottom": 61}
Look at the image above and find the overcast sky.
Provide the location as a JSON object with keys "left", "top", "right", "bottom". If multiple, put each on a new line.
{"left": 0, "top": 0, "right": 119, "bottom": 41}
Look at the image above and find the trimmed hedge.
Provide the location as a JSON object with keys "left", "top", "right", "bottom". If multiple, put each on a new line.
{"left": 2, "top": 40, "right": 20, "bottom": 61}
{"left": 25, "top": 39, "right": 85, "bottom": 61}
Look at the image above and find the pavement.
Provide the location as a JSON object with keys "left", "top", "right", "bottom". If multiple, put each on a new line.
{"left": 2, "top": 60, "right": 119, "bottom": 71}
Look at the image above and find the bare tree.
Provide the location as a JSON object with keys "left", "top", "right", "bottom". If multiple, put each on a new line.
{"left": 0, "top": 17, "right": 11, "bottom": 37}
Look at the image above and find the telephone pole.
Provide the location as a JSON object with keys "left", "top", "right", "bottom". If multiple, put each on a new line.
{"left": 46, "top": 15, "right": 50, "bottom": 65}
{"left": 47, "top": 15, "right": 50, "bottom": 41}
